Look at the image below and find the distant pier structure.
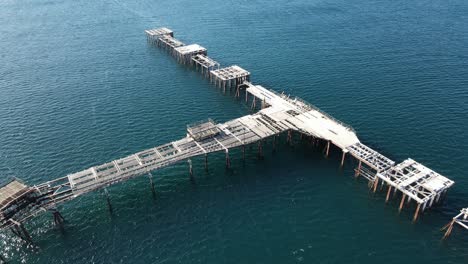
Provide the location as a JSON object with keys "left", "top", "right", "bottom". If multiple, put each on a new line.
{"left": 0, "top": 27, "right": 461, "bottom": 259}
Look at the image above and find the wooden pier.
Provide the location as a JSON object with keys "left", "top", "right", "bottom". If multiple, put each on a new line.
{"left": 0, "top": 28, "right": 461, "bottom": 255}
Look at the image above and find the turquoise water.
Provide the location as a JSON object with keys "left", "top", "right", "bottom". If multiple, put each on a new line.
{"left": 1, "top": 0, "right": 468, "bottom": 263}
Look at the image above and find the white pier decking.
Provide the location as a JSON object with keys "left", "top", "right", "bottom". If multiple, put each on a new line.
{"left": 174, "top": 44, "right": 207, "bottom": 64}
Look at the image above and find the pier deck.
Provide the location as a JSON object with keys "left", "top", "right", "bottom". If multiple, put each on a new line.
{"left": 0, "top": 28, "right": 459, "bottom": 247}
{"left": 211, "top": 65, "right": 250, "bottom": 92}
{"left": 174, "top": 44, "right": 207, "bottom": 64}
{"left": 191, "top": 54, "right": 220, "bottom": 76}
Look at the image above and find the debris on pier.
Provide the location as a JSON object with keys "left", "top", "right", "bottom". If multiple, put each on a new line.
{"left": 442, "top": 208, "right": 468, "bottom": 238}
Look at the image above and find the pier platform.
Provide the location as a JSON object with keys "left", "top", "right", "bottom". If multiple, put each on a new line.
{"left": 211, "top": 65, "right": 250, "bottom": 92}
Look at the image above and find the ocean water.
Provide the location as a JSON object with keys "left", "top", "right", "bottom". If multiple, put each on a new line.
{"left": 1, "top": 0, "right": 468, "bottom": 263}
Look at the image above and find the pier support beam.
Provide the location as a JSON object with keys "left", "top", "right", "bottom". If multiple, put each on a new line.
{"left": 287, "top": 130, "right": 293, "bottom": 145}
{"left": 399, "top": 194, "right": 407, "bottom": 213}
{"left": 104, "top": 188, "right": 113, "bottom": 214}
{"left": 372, "top": 178, "right": 379, "bottom": 193}
{"left": 340, "top": 151, "right": 346, "bottom": 167}
{"left": 205, "top": 154, "right": 208, "bottom": 171}
{"left": 413, "top": 203, "right": 421, "bottom": 222}
{"left": 242, "top": 145, "right": 246, "bottom": 161}
{"left": 272, "top": 135, "right": 277, "bottom": 153}
{"left": 188, "top": 159, "right": 194, "bottom": 179}
{"left": 148, "top": 172, "right": 156, "bottom": 196}
{"left": 10, "top": 221, "right": 33, "bottom": 244}
{"left": 355, "top": 161, "right": 362, "bottom": 178}
{"left": 442, "top": 219, "right": 456, "bottom": 239}
{"left": 385, "top": 186, "right": 392, "bottom": 203}
{"left": 53, "top": 210, "right": 65, "bottom": 227}
{"left": 257, "top": 141, "right": 263, "bottom": 159}
{"left": 225, "top": 150, "right": 230, "bottom": 169}
{"left": 325, "top": 141, "right": 330, "bottom": 157}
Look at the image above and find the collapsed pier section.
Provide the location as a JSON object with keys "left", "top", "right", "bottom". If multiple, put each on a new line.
{"left": 442, "top": 208, "right": 468, "bottom": 238}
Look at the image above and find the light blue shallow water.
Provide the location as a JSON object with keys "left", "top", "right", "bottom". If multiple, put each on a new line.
{"left": 1, "top": 0, "right": 468, "bottom": 263}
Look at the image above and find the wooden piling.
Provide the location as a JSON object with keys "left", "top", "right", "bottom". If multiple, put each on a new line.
{"left": 413, "top": 203, "right": 421, "bottom": 222}
{"left": 188, "top": 159, "right": 194, "bottom": 178}
{"left": 355, "top": 160, "right": 362, "bottom": 177}
{"left": 340, "top": 151, "right": 346, "bottom": 167}
{"left": 442, "top": 219, "right": 455, "bottom": 239}
{"left": 385, "top": 186, "right": 392, "bottom": 203}
{"left": 53, "top": 210, "right": 65, "bottom": 226}
{"left": 399, "top": 194, "right": 406, "bottom": 213}
{"left": 148, "top": 172, "right": 156, "bottom": 196}
{"left": 19, "top": 224, "right": 32, "bottom": 243}
{"left": 372, "top": 178, "right": 379, "bottom": 193}
{"left": 272, "top": 135, "right": 277, "bottom": 153}
{"left": 225, "top": 150, "right": 230, "bottom": 169}
{"left": 257, "top": 141, "right": 263, "bottom": 159}
{"left": 104, "top": 188, "right": 113, "bottom": 214}
{"left": 325, "top": 141, "right": 330, "bottom": 157}
{"left": 287, "top": 130, "right": 292, "bottom": 145}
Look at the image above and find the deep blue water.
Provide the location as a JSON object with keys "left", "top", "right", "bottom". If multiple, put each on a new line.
{"left": 1, "top": 0, "right": 468, "bottom": 263}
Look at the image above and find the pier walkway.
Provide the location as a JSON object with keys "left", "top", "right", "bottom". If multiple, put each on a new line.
{"left": 0, "top": 28, "right": 460, "bottom": 248}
